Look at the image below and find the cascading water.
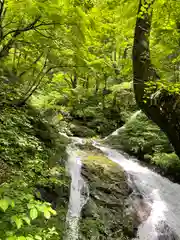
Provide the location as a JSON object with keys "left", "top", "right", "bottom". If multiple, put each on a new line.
{"left": 65, "top": 139, "right": 89, "bottom": 240}
{"left": 104, "top": 110, "right": 142, "bottom": 139}
{"left": 94, "top": 143, "right": 180, "bottom": 240}
{"left": 62, "top": 114, "right": 180, "bottom": 239}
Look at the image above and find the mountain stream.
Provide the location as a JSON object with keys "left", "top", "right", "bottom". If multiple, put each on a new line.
{"left": 65, "top": 135, "right": 180, "bottom": 240}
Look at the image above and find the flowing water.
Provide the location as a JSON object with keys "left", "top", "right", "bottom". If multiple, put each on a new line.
{"left": 65, "top": 139, "right": 89, "bottom": 240}
{"left": 104, "top": 110, "right": 142, "bottom": 139}
{"left": 63, "top": 120, "right": 180, "bottom": 240}
{"left": 94, "top": 143, "right": 180, "bottom": 240}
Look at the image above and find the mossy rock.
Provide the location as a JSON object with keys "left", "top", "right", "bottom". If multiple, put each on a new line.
{"left": 79, "top": 151, "right": 136, "bottom": 239}
{"left": 70, "top": 123, "right": 96, "bottom": 138}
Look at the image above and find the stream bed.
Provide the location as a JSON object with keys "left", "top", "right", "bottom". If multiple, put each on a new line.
{"left": 65, "top": 138, "right": 180, "bottom": 239}
{"left": 95, "top": 143, "right": 180, "bottom": 240}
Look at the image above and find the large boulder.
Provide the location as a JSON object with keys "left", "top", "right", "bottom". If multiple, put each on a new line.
{"left": 69, "top": 123, "right": 96, "bottom": 138}
{"left": 79, "top": 150, "right": 139, "bottom": 239}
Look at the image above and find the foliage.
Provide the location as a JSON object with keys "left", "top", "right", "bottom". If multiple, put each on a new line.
{"left": 0, "top": 105, "right": 69, "bottom": 239}
{"left": 0, "top": 0, "right": 138, "bottom": 136}
{"left": 106, "top": 112, "right": 172, "bottom": 155}
{"left": 105, "top": 111, "right": 180, "bottom": 181}
{"left": 27, "top": 0, "right": 138, "bottom": 136}
{"left": 0, "top": 0, "right": 138, "bottom": 238}
{"left": 152, "top": 153, "right": 180, "bottom": 178}
{"left": 0, "top": 181, "right": 57, "bottom": 240}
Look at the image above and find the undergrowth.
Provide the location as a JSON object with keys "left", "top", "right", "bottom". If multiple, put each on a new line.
{"left": 105, "top": 112, "right": 180, "bottom": 181}
{"left": 0, "top": 105, "right": 70, "bottom": 240}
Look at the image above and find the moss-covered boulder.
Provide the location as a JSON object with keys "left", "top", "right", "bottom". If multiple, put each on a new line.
{"left": 79, "top": 150, "right": 137, "bottom": 240}
{"left": 69, "top": 122, "right": 96, "bottom": 138}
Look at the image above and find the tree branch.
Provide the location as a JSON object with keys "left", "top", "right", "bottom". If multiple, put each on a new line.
{"left": 2, "top": 16, "right": 41, "bottom": 40}
{"left": 0, "top": 16, "right": 42, "bottom": 58}
{"left": 34, "top": 28, "right": 55, "bottom": 39}
{"left": 0, "top": 0, "right": 5, "bottom": 39}
{"left": 0, "top": 0, "right": 4, "bottom": 19}
{"left": 18, "top": 52, "right": 44, "bottom": 78}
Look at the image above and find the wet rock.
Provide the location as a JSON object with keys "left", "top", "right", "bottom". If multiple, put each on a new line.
{"left": 127, "top": 174, "right": 152, "bottom": 226}
{"left": 129, "top": 194, "right": 152, "bottom": 225}
{"left": 35, "top": 184, "right": 69, "bottom": 209}
{"left": 69, "top": 123, "right": 96, "bottom": 138}
{"left": 156, "top": 221, "right": 180, "bottom": 240}
{"left": 35, "top": 186, "right": 59, "bottom": 208}
{"left": 79, "top": 150, "right": 138, "bottom": 239}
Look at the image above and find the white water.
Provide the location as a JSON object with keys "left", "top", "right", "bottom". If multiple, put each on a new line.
{"left": 65, "top": 140, "right": 89, "bottom": 240}
{"left": 95, "top": 143, "right": 180, "bottom": 240}
{"left": 104, "top": 110, "right": 142, "bottom": 139}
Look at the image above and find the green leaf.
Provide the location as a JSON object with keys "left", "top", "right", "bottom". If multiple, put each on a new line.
{"left": 17, "top": 237, "right": 26, "bottom": 240}
{"left": 23, "top": 216, "right": 31, "bottom": 225}
{"left": 49, "top": 208, "right": 57, "bottom": 215}
{"left": 7, "top": 237, "right": 17, "bottom": 240}
{"left": 44, "top": 209, "right": 51, "bottom": 219}
{"left": 0, "top": 198, "right": 9, "bottom": 212}
{"left": 26, "top": 237, "right": 34, "bottom": 240}
{"left": 30, "top": 208, "right": 38, "bottom": 220}
{"left": 11, "top": 216, "right": 23, "bottom": 229}
{"left": 35, "top": 236, "right": 42, "bottom": 240}
{"left": 11, "top": 200, "right": 15, "bottom": 208}
{"left": 27, "top": 203, "right": 33, "bottom": 209}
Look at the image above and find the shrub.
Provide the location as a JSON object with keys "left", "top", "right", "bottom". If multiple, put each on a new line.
{"left": 152, "top": 152, "right": 180, "bottom": 176}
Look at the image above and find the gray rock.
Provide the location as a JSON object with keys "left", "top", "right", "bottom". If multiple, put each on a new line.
{"left": 156, "top": 221, "right": 180, "bottom": 240}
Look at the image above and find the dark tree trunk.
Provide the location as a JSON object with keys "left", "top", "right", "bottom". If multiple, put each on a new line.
{"left": 86, "top": 76, "right": 89, "bottom": 89}
{"left": 95, "top": 78, "right": 99, "bottom": 94}
{"left": 133, "top": 0, "right": 180, "bottom": 157}
{"left": 71, "top": 72, "right": 77, "bottom": 89}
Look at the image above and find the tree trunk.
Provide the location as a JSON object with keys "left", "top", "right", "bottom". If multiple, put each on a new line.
{"left": 86, "top": 76, "right": 89, "bottom": 89}
{"left": 133, "top": 0, "right": 180, "bottom": 157}
{"left": 95, "top": 78, "right": 99, "bottom": 94}
{"left": 71, "top": 72, "right": 77, "bottom": 89}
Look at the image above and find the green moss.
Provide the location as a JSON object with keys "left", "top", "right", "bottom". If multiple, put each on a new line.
{"left": 70, "top": 123, "right": 96, "bottom": 137}
{"left": 84, "top": 153, "right": 118, "bottom": 168}
{"left": 80, "top": 151, "right": 136, "bottom": 239}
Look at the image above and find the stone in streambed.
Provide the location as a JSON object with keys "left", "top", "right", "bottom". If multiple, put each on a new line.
{"left": 69, "top": 122, "right": 96, "bottom": 138}
{"left": 79, "top": 150, "right": 138, "bottom": 240}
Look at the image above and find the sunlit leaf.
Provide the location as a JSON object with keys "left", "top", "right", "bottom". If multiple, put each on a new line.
{"left": 30, "top": 208, "right": 38, "bottom": 220}
{"left": 44, "top": 209, "right": 51, "bottom": 219}
{"left": 0, "top": 199, "right": 9, "bottom": 212}
{"left": 23, "top": 216, "right": 31, "bottom": 225}
{"left": 11, "top": 216, "right": 23, "bottom": 229}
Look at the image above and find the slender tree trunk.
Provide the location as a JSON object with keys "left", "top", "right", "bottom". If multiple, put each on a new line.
{"left": 112, "top": 92, "right": 117, "bottom": 108}
{"left": 102, "top": 74, "right": 108, "bottom": 111}
{"left": 71, "top": 72, "right": 77, "bottom": 89}
{"left": 0, "top": 0, "right": 5, "bottom": 40}
{"left": 86, "top": 76, "right": 89, "bottom": 89}
{"left": 133, "top": 0, "right": 180, "bottom": 157}
{"left": 95, "top": 78, "right": 99, "bottom": 94}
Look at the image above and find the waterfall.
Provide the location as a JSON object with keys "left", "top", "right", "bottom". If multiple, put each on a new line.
{"left": 65, "top": 139, "right": 89, "bottom": 240}
{"left": 105, "top": 110, "right": 142, "bottom": 138}
{"left": 94, "top": 143, "right": 180, "bottom": 240}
